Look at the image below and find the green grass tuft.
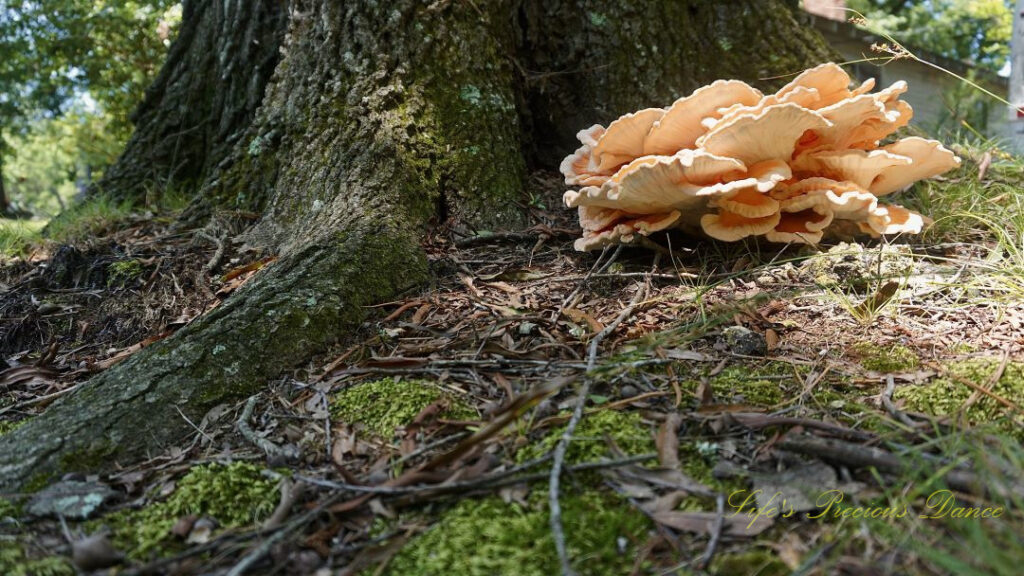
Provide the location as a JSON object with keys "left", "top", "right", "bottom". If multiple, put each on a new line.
{"left": 0, "top": 219, "right": 45, "bottom": 258}
{"left": 44, "top": 195, "right": 136, "bottom": 245}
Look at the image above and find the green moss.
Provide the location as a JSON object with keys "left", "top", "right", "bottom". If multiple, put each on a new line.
{"left": 0, "top": 542, "right": 74, "bottom": 576}
{"left": 94, "top": 462, "right": 278, "bottom": 559}
{"left": 0, "top": 498, "right": 19, "bottom": 519}
{"left": 895, "top": 360, "right": 1024, "bottom": 437}
{"left": 706, "top": 364, "right": 789, "bottom": 407}
{"left": 107, "top": 259, "right": 144, "bottom": 287}
{"left": 516, "top": 409, "right": 655, "bottom": 464}
{"left": 331, "top": 378, "right": 475, "bottom": 438}
{"left": 852, "top": 342, "right": 919, "bottom": 373}
{"left": 710, "top": 549, "right": 788, "bottom": 576}
{"left": 59, "top": 441, "right": 118, "bottom": 476}
{"left": 0, "top": 420, "right": 25, "bottom": 436}
{"left": 384, "top": 492, "right": 649, "bottom": 576}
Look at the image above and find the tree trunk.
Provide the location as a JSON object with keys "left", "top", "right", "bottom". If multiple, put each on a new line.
{"left": 96, "top": 0, "right": 287, "bottom": 199}
{"left": 1010, "top": 0, "right": 1024, "bottom": 144}
{"left": 0, "top": 156, "right": 8, "bottom": 216}
{"left": 0, "top": 0, "right": 834, "bottom": 490}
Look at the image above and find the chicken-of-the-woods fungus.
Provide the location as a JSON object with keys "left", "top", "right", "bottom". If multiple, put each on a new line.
{"left": 561, "top": 63, "right": 961, "bottom": 251}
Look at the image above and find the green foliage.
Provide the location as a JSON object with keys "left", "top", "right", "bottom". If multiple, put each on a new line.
{"left": 44, "top": 194, "right": 135, "bottom": 244}
{"left": 0, "top": 218, "right": 43, "bottom": 257}
{"left": 3, "top": 110, "right": 125, "bottom": 217}
{"left": 0, "top": 1, "right": 180, "bottom": 218}
{"left": 331, "top": 378, "right": 476, "bottom": 438}
{"left": 97, "top": 462, "right": 279, "bottom": 559}
{"left": 0, "top": 542, "right": 74, "bottom": 576}
{"left": 0, "top": 1, "right": 180, "bottom": 133}
{"left": 847, "top": 0, "right": 1012, "bottom": 72}
{"left": 384, "top": 492, "right": 650, "bottom": 576}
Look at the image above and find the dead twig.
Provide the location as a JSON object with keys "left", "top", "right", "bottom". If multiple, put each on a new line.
{"left": 296, "top": 453, "right": 656, "bottom": 498}
{"left": 549, "top": 282, "right": 647, "bottom": 576}
{"left": 697, "top": 493, "right": 726, "bottom": 569}
{"left": 237, "top": 395, "right": 299, "bottom": 462}
{"left": 882, "top": 374, "right": 918, "bottom": 428}
{"left": 262, "top": 477, "right": 307, "bottom": 530}
{"left": 957, "top": 351, "right": 1009, "bottom": 417}
{"left": 778, "top": 434, "right": 1024, "bottom": 500}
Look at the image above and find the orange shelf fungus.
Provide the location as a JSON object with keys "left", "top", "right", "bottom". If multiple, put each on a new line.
{"left": 562, "top": 63, "right": 960, "bottom": 250}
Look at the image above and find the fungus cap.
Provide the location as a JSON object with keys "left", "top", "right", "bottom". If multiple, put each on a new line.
{"left": 591, "top": 108, "right": 666, "bottom": 172}
{"left": 564, "top": 151, "right": 789, "bottom": 218}
{"left": 697, "top": 103, "right": 832, "bottom": 165}
{"left": 870, "top": 137, "right": 961, "bottom": 196}
{"left": 700, "top": 210, "right": 781, "bottom": 241}
{"left": 792, "top": 148, "right": 912, "bottom": 188}
{"left": 574, "top": 207, "right": 681, "bottom": 251}
{"left": 644, "top": 79, "right": 763, "bottom": 155}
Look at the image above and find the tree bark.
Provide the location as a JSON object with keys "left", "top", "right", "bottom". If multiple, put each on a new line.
{"left": 0, "top": 0, "right": 834, "bottom": 490}
{"left": 96, "top": 0, "right": 287, "bottom": 199}
{"left": 0, "top": 155, "right": 8, "bottom": 216}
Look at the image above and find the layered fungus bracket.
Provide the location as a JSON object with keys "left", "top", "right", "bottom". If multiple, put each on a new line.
{"left": 560, "top": 63, "right": 961, "bottom": 250}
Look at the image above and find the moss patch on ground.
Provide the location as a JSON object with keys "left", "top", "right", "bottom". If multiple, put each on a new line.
{"left": 384, "top": 491, "right": 649, "bottom": 576}
{"left": 0, "top": 498, "right": 18, "bottom": 519}
{"left": 852, "top": 342, "right": 919, "bottom": 373}
{"left": 702, "top": 363, "right": 794, "bottom": 407}
{"left": 0, "top": 420, "right": 25, "bottom": 436}
{"left": 895, "top": 360, "right": 1024, "bottom": 437}
{"left": 331, "top": 378, "right": 475, "bottom": 438}
{"left": 710, "top": 549, "right": 789, "bottom": 576}
{"left": 107, "top": 259, "right": 144, "bottom": 288}
{"left": 516, "top": 408, "right": 655, "bottom": 464}
{"left": 0, "top": 542, "right": 74, "bottom": 576}
{"left": 94, "top": 461, "right": 279, "bottom": 559}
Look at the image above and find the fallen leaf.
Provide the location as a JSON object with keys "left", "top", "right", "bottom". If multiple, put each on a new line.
{"left": 562, "top": 308, "right": 604, "bottom": 333}
{"left": 656, "top": 413, "right": 681, "bottom": 469}
{"left": 651, "top": 510, "right": 773, "bottom": 537}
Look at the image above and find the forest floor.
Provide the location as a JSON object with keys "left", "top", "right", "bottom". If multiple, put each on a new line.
{"left": 0, "top": 143, "right": 1022, "bottom": 575}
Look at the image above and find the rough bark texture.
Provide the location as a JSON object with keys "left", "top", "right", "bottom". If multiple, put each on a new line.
{"left": 0, "top": 156, "right": 8, "bottom": 215}
{"left": 96, "top": 0, "right": 287, "bottom": 198}
{"left": 519, "top": 1, "right": 835, "bottom": 162}
{"left": 0, "top": 0, "right": 834, "bottom": 490}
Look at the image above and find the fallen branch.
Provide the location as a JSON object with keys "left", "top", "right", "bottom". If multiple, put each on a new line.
{"left": 549, "top": 282, "right": 647, "bottom": 576}
{"left": 778, "top": 434, "right": 1024, "bottom": 500}
{"left": 237, "top": 396, "right": 299, "bottom": 462}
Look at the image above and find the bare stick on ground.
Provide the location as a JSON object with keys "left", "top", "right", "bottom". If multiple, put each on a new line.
{"left": 548, "top": 282, "right": 648, "bottom": 575}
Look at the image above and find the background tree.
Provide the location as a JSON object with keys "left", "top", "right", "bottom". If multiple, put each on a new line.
{"left": 0, "top": 0, "right": 836, "bottom": 490}
{"left": 847, "top": 0, "right": 1014, "bottom": 72}
{"left": 0, "top": 0, "right": 179, "bottom": 216}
